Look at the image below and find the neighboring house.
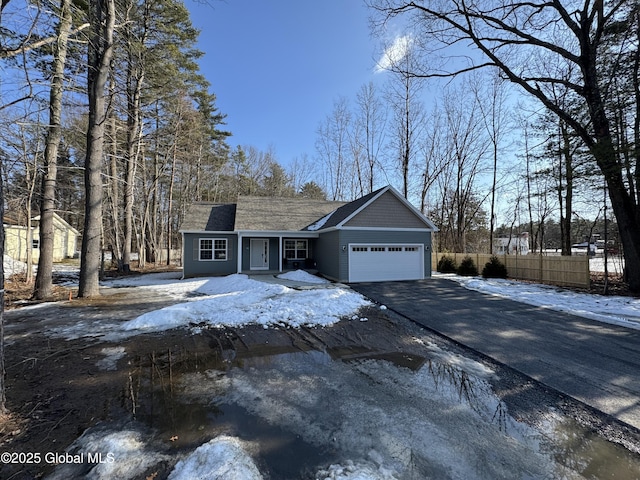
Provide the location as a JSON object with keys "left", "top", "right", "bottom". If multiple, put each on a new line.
{"left": 4, "top": 213, "right": 80, "bottom": 263}
{"left": 493, "top": 232, "right": 530, "bottom": 255}
{"left": 181, "top": 185, "right": 438, "bottom": 283}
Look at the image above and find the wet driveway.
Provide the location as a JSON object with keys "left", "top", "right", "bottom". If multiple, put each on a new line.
{"left": 351, "top": 278, "right": 640, "bottom": 431}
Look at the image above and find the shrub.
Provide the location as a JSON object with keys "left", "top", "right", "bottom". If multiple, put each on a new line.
{"left": 437, "top": 255, "right": 457, "bottom": 273}
{"left": 457, "top": 256, "right": 479, "bottom": 276}
{"left": 482, "top": 255, "right": 508, "bottom": 279}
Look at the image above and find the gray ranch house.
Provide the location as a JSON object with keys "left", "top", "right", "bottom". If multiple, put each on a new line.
{"left": 180, "top": 185, "right": 438, "bottom": 283}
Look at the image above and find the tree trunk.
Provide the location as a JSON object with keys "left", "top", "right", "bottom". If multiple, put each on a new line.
{"left": 583, "top": 59, "right": 640, "bottom": 290}
{"left": 0, "top": 170, "right": 6, "bottom": 413}
{"left": 560, "top": 123, "right": 573, "bottom": 256}
{"left": 122, "top": 1, "right": 148, "bottom": 273}
{"left": 106, "top": 74, "right": 123, "bottom": 270}
{"left": 78, "top": 0, "right": 115, "bottom": 298}
{"left": 34, "top": 0, "right": 73, "bottom": 299}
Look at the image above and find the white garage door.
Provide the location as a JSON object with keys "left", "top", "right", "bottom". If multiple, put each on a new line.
{"left": 348, "top": 244, "right": 424, "bottom": 282}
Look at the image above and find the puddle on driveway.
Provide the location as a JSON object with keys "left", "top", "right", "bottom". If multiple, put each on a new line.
{"left": 114, "top": 338, "right": 640, "bottom": 480}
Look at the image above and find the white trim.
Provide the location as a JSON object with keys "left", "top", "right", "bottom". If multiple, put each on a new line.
{"left": 236, "top": 230, "right": 319, "bottom": 238}
{"left": 340, "top": 226, "right": 434, "bottom": 232}
{"left": 180, "top": 229, "right": 232, "bottom": 234}
{"left": 284, "top": 239, "right": 309, "bottom": 260}
{"left": 198, "top": 237, "right": 228, "bottom": 262}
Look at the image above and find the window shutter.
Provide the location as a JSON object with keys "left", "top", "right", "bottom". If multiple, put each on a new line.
{"left": 193, "top": 237, "right": 199, "bottom": 261}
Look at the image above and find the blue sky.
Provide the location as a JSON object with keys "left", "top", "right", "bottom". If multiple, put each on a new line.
{"left": 185, "top": 0, "right": 384, "bottom": 166}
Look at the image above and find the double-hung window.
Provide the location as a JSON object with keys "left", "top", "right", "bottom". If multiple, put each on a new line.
{"left": 284, "top": 239, "right": 308, "bottom": 259}
{"left": 200, "top": 238, "right": 227, "bottom": 261}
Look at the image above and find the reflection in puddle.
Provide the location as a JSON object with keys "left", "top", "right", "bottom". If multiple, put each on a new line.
{"left": 121, "top": 342, "right": 640, "bottom": 479}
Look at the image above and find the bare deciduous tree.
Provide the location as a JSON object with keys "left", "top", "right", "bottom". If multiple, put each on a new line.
{"left": 369, "top": 0, "right": 640, "bottom": 291}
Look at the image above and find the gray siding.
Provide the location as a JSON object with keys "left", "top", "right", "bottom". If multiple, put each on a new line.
{"left": 315, "top": 230, "right": 341, "bottom": 281}
{"left": 336, "top": 229, "right": 432, "bottom": 282}
{"left": 344, "top": 191, "right": 428, "bottom": 229}
{"left": 183, "top": 233, "right": 238, "bottom": 278}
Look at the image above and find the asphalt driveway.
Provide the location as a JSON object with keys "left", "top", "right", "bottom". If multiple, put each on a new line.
{"left": 351, "top": 278, "right": 640, "bottom": 431}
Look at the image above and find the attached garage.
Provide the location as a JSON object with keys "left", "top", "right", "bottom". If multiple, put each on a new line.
{"left": 348, "top": 244, "right": 424, "bottom": 282}
{"left": 182, "top": 185, "right": 438, "bottom": 282}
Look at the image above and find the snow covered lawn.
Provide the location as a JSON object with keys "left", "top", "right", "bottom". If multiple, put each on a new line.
{"left": 108, "top": 272, "right": 370, "bottom": 336}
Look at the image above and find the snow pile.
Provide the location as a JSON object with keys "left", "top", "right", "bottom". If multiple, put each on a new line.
{"left": 168, "top": 436, "right": 262, "bottom": 480}
{"left": 122, "top": 284, "right": 369, "bottom": 333}
{"left": 277, "top": 269, "right": 329, "bottom": 284}
{"left": 3, "top": 254, "right": 28, "bottom": 278}
{"left": 47, "top": 428, "right": 168, "bottom": 480}
{"left": 445, "top": 274, "right": 640, "bottom": 330}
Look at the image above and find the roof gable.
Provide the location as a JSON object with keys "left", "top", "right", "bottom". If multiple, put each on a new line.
{"left": 303, "top": 186, "right": 437, "bottom": 231}
{"left": 344, "top": 190, "right": 431, "bottom": 229}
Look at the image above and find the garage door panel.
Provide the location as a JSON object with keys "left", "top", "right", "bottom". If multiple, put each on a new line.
{"left": 348, "top": 244, "right": 423, "bottom": 282}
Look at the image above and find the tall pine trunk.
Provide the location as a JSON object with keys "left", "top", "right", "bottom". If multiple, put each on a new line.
{"left": 78, "top": 0, "right": 115, "bottom": 298}
{"left": 0, "top": 170, "right": 6, "bottom": 413}
{"left": 34, "top": 0, "right": 72, "bottom": 299}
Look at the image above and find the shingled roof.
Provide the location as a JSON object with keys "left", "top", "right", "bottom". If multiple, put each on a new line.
{"left": 234, "top": 196, "right": 346, "bottom": 231}
{"left": 181, "top": 203, "right": 237, "bottom": 231}
{"left": 180, "top": 186, "right": 437, "bottom": 233}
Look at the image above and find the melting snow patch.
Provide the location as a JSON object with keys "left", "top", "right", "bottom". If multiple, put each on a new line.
{"left": 316, "top": 456, "right": 399, "bottom": 480}
{"left": 121, "top": 283, "right": 370, "bottom": 333}
{"left": 96, "top": 346, "right": 126, "bottom": 371}
{"left": 168, "top": 436, "right": 262, "bottom": 480}
{"left": 47, "top": 427, "right": 168, "bottom": 480}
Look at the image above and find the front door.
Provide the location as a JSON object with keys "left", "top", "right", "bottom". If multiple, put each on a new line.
{"left": 250, "top": 239, "right": 269, "bottom": 270}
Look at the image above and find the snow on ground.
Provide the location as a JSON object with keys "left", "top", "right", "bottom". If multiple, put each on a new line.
{"left": 47, "top": 428, "right": 170, "bottom": 480}
{"left": 34, "top": 269, "right": 640, "bottom": 479}
{"left": 277, "top": 269, "right": 329, "bottom": 284}
{"left": 590, "top": 255, "right": 625, "bottom": 274}
{"left": 96, "top": 346, "right": 127, "bottom": 371}
{"left": 119, "top": 274, "right": 370, "bottom": 334}
{"left": 50, "top": 350, "right": 572, "bottom": 480}
{"left": 3, "top": 254, "right": 29, "bottom": 278}
{"left": 441, "top": 273, "right": 640, "bottom": 330}
{"left": 168, "top": 436, "right": 263, "bottom": 480}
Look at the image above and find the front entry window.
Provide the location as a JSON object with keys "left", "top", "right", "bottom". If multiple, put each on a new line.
{"left": 284, "top": 240, "right": 308, "bottom": 259}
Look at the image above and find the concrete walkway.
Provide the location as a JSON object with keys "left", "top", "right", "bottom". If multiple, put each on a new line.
{"left": 351, "top": 278, "right": 640, "bottom": 431}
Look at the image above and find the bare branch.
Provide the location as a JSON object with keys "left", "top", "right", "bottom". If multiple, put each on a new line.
{"left": 0, "top": 23, "right": 89, "bottom": 60}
